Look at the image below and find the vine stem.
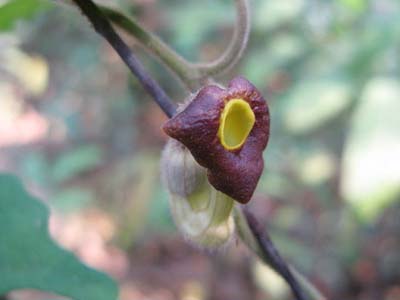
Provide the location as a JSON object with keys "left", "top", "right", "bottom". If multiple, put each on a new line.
{"left": 99, "top": 6, "right": 199, "bottom": 90}
{"left": 68, "top": 1, "right": 324, "bottom": 300}
{"left": 234, "top": 207, "right": 326, "bottom": 300}
{"left": 71, "top": 0, "right": 177, "bottom": 118}
{"left": 195, "top": 0, "right": 250, "bottom": 76}
{"left": 100, "top": 0, "right": 250, "bottom": 91}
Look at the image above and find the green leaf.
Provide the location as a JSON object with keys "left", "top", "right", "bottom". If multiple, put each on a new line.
{"left": 339, "top": 0, "right": 367, "bottom": 12}
{"left": 283, "top": 78, "right": 353, "bottom": 134}
{"left": 0, "top": 0, "right": 51, "bottom": 31}
{"left": 244, "top": 33, "right": 305, "bottom": 87}
{"left": 165, "top": 0, "right": 232, "bottom": 59}
{"left": 0, "top": 174, "right": 118, "bottom": 300}
{"left": 52, "top": 187, "right": 94, "bottom": 213}
{"left": 51, "top": 145, "right": 103, "bottom": 183}
{"left": 254, "top": 0, "right": 303, "bottom": 30}
{"left": 341, "top": 78, "right": 400, "bottom": 222}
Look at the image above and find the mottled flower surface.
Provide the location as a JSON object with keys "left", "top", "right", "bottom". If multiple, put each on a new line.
{"left": 163, "top": 76, "right": 270, "bottom": 203}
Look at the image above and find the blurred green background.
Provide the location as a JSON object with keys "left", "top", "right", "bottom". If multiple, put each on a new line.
{"left": 0, "top": 0, "right": 399, "bottom": 299}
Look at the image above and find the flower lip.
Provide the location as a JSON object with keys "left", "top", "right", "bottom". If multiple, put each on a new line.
{"left": 163, "top": 76, "right": 270, "bottom": 204}
{"left": 218, "top": 98, "right": 255, "bottom": 151}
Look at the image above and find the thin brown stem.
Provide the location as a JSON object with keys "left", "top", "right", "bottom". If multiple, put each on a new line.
{"left": 71, "top": 0, "right": 177, "bottom": 117}
{"left": 100, "top": 6, "right": 199, "bottom": 90}
{"left": 242, "top": 208, "right": 308, "bottom": 300}
{"left": 234, "top": 207, "right": 326, "bottom": 300}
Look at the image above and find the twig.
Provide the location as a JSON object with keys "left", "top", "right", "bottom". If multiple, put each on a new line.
{"left": 71, "top": 0, "right": 177, "bottom": 118}
{"left": 243, "top": 208, "right": 308, "bottom": 300}
{"left": 234, "top": 207, "right": 326, "bottom": 300}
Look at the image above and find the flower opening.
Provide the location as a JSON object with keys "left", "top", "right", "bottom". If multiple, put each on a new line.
{"left": 218, "top": 98, "right": 255, "bottom": 150}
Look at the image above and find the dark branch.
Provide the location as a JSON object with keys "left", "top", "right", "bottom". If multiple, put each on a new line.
{"left": 71, "top": 0, "right": 177, "bottom": 118}
{"left": 243, "top": 208, "right": 308, "bottom": 300}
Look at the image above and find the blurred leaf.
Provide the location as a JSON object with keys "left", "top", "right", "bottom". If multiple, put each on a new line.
{"left": 259, "top": 171, "right": 296, "bottom": 198}
{"left": 254, "top": 0, "right": 303, "bottom": 30}
{"left": 244, "top": 33, "right": 305, "bottom": 87}
{"left": 345, "top": 22, "right": 400, "bottom": 77}
{"left": 0, "top": 0, "right": 51, "bottom": 31}
{"left": 52, "top": 187, "right": 94, "bottom": 213}
{"left": 273, "top": 206, "right": 304, "bottom": 230}
{"left": 283, "top": 78, "right": 353, "bottom": 134}
{"left": 339, "top": 0, "right": 367, "bottom": 12}
{"left": 165, "top": 0, "right": 232, "bottom": 59}
{"left": 116, "top": 154, "right": 159, "bottom": 248}
{"left": 341, "top": 78, "right": 400, "bottom": 222}
{"left": 0, "top": 174, "right": 118, "bottom": 300}
{"left": 147, "top": 184, "right": 174, "bottom": 232}
{"left": 20, "top": 152, "right": 49, "bottom": 186}
{"left": 51, "top": 145, "right": 103, "bottom": 183}
{"left": 296, "top": 150, "right": 336, "bottom": 185}
{"left": 253, "top": 261, "right": 289, "bottom": 300}
{"left": 271, "top": 231, "right": 314, "bottom": 272}
{"left": 0, "top": 48, "right": 49, "bottom": 95}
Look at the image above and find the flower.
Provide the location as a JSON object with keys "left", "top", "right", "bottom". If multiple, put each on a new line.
{"left": 163, "top": 76, "right": 270, "bottom": 203}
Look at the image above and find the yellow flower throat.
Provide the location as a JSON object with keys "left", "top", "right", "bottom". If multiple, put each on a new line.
{"left": 218, "top": 99, "right": 255, "bottom": 150}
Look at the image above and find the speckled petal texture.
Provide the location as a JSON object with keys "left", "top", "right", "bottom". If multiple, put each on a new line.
{"left": 163, "top": 76, "right": 270, "bottom": 203}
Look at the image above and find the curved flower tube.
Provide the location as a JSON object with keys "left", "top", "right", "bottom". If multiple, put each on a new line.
{"left": 161, "top": 139, "right": 235, "bottom": 248}
{"left": 163, "top": 76, "right": 270, "bottom": 203}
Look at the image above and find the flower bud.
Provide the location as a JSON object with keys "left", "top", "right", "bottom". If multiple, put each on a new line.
{"left": 161, "top": 139, "right": 235, "bottom": 249}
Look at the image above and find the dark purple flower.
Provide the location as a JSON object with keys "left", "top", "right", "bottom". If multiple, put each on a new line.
{"left": 163, "top": 76, "right": 270, "bottom": 204}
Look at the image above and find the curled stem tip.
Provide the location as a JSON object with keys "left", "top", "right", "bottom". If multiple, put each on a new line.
{"left": 196, "top": 0, "right": 251, "bottom": 76}
{"left": 98, "top": 0, "right": 250, "bottom": 91}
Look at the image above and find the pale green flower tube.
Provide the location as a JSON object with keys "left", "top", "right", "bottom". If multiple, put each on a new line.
{"left": 161, "top": 139, "right": 235, "bottom": 249}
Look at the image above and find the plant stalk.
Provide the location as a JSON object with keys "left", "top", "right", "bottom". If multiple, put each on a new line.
{"left": 196, "top": 0, "right": 250, "bottom": 76}
{"left": 234, "top": 206, "right": 326, "bottom": 300}
{"left": 100, "top": 6, "right": 200, "bottom": 90}
{"left": 99, "top": 0, "right": 250, "bottom": 91}
{"left": 67, "top": 2, "right": 324, "bottom": 300}
{"left": 71, "top": 0, "right": 177, "bottom": 118}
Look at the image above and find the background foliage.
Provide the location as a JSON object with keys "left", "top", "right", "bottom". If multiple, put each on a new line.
{"left": 0, "top": 175, "right": 118, "bottom": 300}
{"left": 0, "top": 0, "right": 399, "bottom": 299}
